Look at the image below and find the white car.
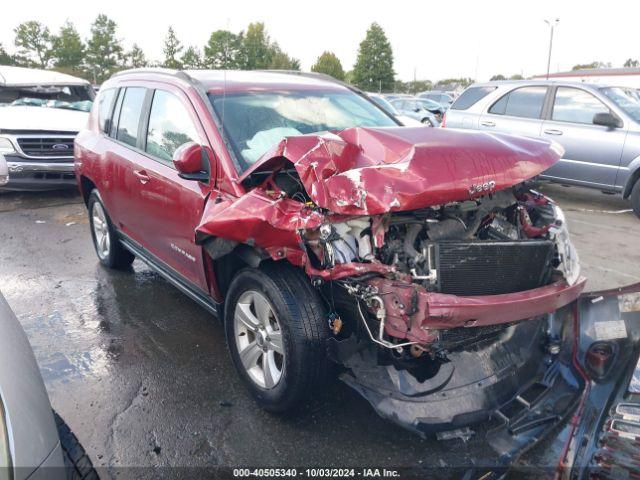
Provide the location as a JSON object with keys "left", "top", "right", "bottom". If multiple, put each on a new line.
{"left": 0, "top": 66, "right": 93, "bottom": 190}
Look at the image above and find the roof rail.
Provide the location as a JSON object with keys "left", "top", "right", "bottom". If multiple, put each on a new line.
{"left": 257, "top": 69, "right": 363, "bottom": 94}
{"left": 111, "top": 68, "right": 195, "bottom": 84}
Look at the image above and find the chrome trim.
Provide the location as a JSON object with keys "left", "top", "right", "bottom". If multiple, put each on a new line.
{"left": 556, "top": 157, "right": 622, "bottom": 169}
{"left": 0, "top": 133, "right": 76, "bottom": 160}
{"left": 7, "top": 161, "right": 74, "bottom": 173}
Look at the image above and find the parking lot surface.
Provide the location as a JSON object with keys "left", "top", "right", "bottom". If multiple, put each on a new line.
{"left": 1, "top": 184, "right": 639, "bottom": 478}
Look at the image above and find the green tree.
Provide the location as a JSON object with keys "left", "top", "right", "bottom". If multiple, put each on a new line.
{"left": 85, "top": 14, "right": 124, "bottom": 84}
{"left": 125, "top": 44, "right": 147, "bottom": 68}
{"left": 242, "top": 22, "right": 273, "bottom": 69}
{"left": 490, "top": 74, "right": 506, "bottom": 81}
{"left": 204, "top": 30, "right": 244, "bottom": 68}
{"left": 509, "top": 74, "right": 524, "bottom": 80}
{"left": 352, "top": 23, "right": 395, "bottom": 91}
{"left": 624, "top": 58, "right": 639, "bottom": 68}
{"left": 437, "top": 77, "right": 474, "bottom": 87}
{"left": 162, "top": 26, "right": 183, "bottom": 69}
{"left": 311, "top": 51, "right": 345, "bottom": 80}
{"left": 406, "top": 79, "right": 433, "bottom": 94}
{"left": 181, "top": 46, "right": 202, "bottom": 69}
{"left": 14, "top": 21, "right": 53, "bottom": 68}
{"left": 268, "top": 44, "right": 300, "bottom": 70}
{"left": 0, "top": 43, "right": 13, "bottom": 65}
{"left": 51, "top": 21, "right": 84, "bottom": 72}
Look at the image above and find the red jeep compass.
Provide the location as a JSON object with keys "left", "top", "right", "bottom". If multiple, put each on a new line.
{"left": 75, "top": 69, "right": 586, "bottom": 441}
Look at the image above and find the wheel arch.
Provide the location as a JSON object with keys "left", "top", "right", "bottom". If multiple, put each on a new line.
{"left": 203, "top": 238, "right": 273, "bottom": 299}
{"left": 79, "top": 175, "right": 96, "bottom": 205}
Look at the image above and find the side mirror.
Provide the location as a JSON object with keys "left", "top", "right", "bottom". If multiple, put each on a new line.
{"left": 593, "top": 112, "right": 621, "bottom": 128}
{"left": 173, "top": 142, "right": 209, "bottom": 182}
{"left": 414, "top": 107, "right": 421, "bottom": 113}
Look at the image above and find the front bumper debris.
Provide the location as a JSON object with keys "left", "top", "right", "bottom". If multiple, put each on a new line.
{"left": 338, "top": 283, "right": 640, "bottom": 477}
{"left": 363, "top": 276, "right": 586, "bottom": 344}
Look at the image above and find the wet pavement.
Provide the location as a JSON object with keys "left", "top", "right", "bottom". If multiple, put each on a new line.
{"left": 0, "top": 184, "right": 639, "bottom": 478}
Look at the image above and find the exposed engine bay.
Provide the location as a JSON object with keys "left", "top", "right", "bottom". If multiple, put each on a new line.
{"left": 197, "top": 126, "right": 587, "bottom": 438}
{"left": 294, "top": 179, "right": 581, "bottom": 352}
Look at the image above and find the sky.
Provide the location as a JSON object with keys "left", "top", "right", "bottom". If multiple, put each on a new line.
{"left": 2, "top": 0, "right": 639, "bottom": 82}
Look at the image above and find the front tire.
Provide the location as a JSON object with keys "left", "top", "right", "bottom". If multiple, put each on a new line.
{"left": 630, "top": 180, "right": 640, "bottom": 219}
{"left": 54, "top": 412, "right": 99, "bottom": 480}
{"left": 224, "top": 264, "right": 330, "bottom": 412}
{"left": 88, "top": 190, "right": 135, "bottom": 269}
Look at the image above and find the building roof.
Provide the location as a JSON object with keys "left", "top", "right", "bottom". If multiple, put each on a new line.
{"left": 532, "top": 67, "right": 640, "bottom": 79}
{"left": 0, "top": 66, "right": 89, "bottom": 86}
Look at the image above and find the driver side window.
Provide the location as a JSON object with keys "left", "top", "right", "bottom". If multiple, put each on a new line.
{"left": 145, "top": 90, "right": 199, "bottom": 165}
{"left": 552, "top": 87, "right": 610, "bottom": 124}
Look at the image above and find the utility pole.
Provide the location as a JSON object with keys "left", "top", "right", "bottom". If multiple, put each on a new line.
{"left": 544, "top": 18, "right": 559, "bottom": 80}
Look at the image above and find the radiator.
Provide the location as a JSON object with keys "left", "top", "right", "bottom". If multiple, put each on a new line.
{"left": 435, "top": 240, "right": 555, "bottom": 296}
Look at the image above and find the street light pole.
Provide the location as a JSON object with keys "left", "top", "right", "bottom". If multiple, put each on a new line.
{"left": 544, "top": 18, "right": 559, "bottom": 80}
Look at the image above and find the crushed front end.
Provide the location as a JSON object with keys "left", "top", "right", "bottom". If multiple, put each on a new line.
{"left": 304, "top": 183, "right": 585, "bottom": 437}
{"left": 197, "top": 126, "right": 588, "bottom": 451}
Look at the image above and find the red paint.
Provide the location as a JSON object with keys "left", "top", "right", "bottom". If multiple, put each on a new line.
{"left": 75, "top": 69, "right": 578, "bottom": 347}
{"left": 239, "top": 126, "right": 563, "bottom": 215}
{"left": 365, "top": 277, "right": 586, "bottom": 344}
{"left": 173, "top": 142, "right": 205, "bottom": 174}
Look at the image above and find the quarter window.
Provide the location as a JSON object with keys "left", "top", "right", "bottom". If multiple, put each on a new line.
{"left": 451, "top": 86, "right": 496, "bottom": 110}
{"left": 146, "top": 90, "right": 199, "bottom": 164}
{"left": 115, "top": 87, "right": 146, "bottom": 148}
{"left": 97, "top": 88, "right": 116, "bottom": 133}
{"left": 552, "top": 87, "right": 609, "bottom": 124}
{"left": 489, "top": 86, "right": 547, "bottom": 119}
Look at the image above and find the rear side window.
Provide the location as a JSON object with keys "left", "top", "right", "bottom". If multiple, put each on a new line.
{"left": 96, "top": 88, "right": 116, "bottom": 133}
{"left": 146, "top": 90, "right": 199, "bottom": 164}
{"left": 115, "top": 87, "right": 146, "bottom": 148}
{"left": 489, "top": 86, "right": 547, "bottom": 119}
{"left": 451, "top": 87, "right": 496, "bottom": 110}
{"left": 552, "top": 87, "right": 609, "bottom": 124}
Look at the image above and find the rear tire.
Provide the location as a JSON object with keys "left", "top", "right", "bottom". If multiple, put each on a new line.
{"left": 631, "top": 180, "right": 640, "bottom": 219}
{"left": 54, "top": 412, "right": 99, "bottom": 480}
{"left": 224, "top": 263, "right": 330, "bottom": 412}
{"left": 88, "top": 190, "right": 135, "bottom": 269}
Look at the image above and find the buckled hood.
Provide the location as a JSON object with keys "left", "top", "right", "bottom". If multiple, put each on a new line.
{"left": 240, "top": 126, "right": 563, "bottom": 215}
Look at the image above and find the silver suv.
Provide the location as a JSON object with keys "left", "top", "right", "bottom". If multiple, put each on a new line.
{"left": 444, "top": 80, "right": 640, "bottom": 217}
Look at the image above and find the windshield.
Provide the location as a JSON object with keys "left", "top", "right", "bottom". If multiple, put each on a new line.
{"left": 600, "top": 87, "right": 640, "bottom": 123}
{"left": 0, "top": 84, "right": 94, "bottom": 112}
{"left": 209, "top": 90, "right": 397, "bottom": 171}
{"left": 369, "top": 95, "right": 399, "bottom": 115}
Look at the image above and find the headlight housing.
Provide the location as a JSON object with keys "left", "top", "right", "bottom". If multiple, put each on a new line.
{"left": 0, "top": 154, "right": 8, "bottom": 186}
{"left": 0, "top": 138, "right": 15, "bottom": 155}
{"left": 550, "top": 205, "right": 580, "bottom": 285}
{"left": 0, "top": 398, "right": 11, "bottom": 477}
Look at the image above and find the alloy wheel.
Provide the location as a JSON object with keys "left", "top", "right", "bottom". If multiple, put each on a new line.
{"left": 233, "top": 290, "right": 284, "bottom": 389}
{"left": 91, "top": 202, "right": 110, "bottom": 260}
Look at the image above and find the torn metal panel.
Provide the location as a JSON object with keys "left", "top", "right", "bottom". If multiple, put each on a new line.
{"left": 195, "top": 188, "right": 324, "bottom": 259}
{"left": 239, "top": 126, "right": 563, "bottom": 215}
{"left": 363, "top": 276, "right": 586, "bottom": 344}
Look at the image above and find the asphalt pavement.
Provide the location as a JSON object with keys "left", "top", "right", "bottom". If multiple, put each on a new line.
{"left": 0, "top": 184, "right": 638, "bottom": 478}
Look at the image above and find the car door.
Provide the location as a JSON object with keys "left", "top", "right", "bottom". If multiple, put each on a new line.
{"left": 127, "top": 85, "right": 212, "bottom": 291}
{"left": 103, "top": 86, "right": 149, "bottom": 237}
{"left": 478, "top": 85, "right": 547, "bottom": 139}
{"left": 540, "top": 86, "right": 626, "bottom": 187}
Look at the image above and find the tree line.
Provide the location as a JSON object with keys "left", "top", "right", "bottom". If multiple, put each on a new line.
{"left": 0, "top": 16, "right": 403, "bottom": 91}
